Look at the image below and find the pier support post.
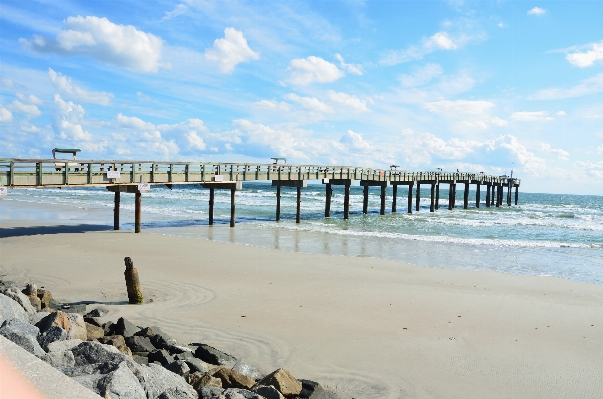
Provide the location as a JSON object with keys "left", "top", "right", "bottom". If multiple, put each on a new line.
{"left": 507, "top": 183, "right": 512, "bottom": 206}
{"left": 476, "top": 183, "right": 481, "bottom": 208}
{"left": 209, "top": 187, "right": 215, "bottom": 225}
{"left": 324, "top": 184, "right": 331, "bottom": 218}
{"left": 344, "top": 184, "right": 350, "bottom": 220}
{"left": 463, "top": 182, "right": 469, "bottom": 209}
{"left": 496, "top": 185, "right": 501, "bottom": 207}
{"left": 435, "top": 183, "right": 440, "bottom": 210}
{"left": 296, "top": 186, "right": 301, "bottom": 223}
{"left": 392, "top": 185, "right": 397, "bottom": 213}
{"left": 114, "top": 191, "right": 120, "bottom": 230}
{"left": 276, "top": 186, "right": 281, "bottom": 221}
{"left": 430, "top": 183, "right": 435, "bottom": 212}
{"left": 448, "top": 184, "right": 453, "bottom": 210}
{"left": 230, "top": 188, "right": 236, "bottom": 227}
{"left": 415, "top": 184, "right": 420, "bottom": 212}
{"left": 485, "top": 183, "right": 490, "bottom": 207}
{"left": 363, "top": 186, "right": 369, "bottom": 214}
{"left": 380, "top": 185, "right": 386, "bottom": 215}
{"left": 135, "top": 192, "right": 141, "bottom": 233}
{"left": 408, "top": 183, "right": 413, "bottom": 214}
{"left": 515, "top": 186, "right": 519, "bottom": 205}
{"left": 491, "top": 185, "right": 495, "bottom": 206}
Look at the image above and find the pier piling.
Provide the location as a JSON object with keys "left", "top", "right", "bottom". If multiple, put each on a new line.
{"left": 408, "top": 183, "right": 413, "bottom": 214}
{"left": 496, "top": 185, "right": 501, "bottom": 207}
{"left": 209, "top": 187, "right": 215, "bottom": 225}
{"left": 380, "top": 185, "right": 386, "bottom": 215}
{"left": 448, "top": 184, "right": 453, "bottom": 210}
{"left": 515, "top": 186, "right": 519, "bottom": 205}
{"left": 324, "top": 184, "right": 331, "bottom": 218}
{"left": 416, "top": 184, "right": 421, "bottom": 212}
{"left": 363, "top": 186, "right": 369, "bottom": 214}
{"left": 485, "top": 183, "right": 490, "bottom": 207}
{"left": 435, "top": 183, "right": 440, "bottom": 210}
{"left": 114, "top": 191, "right": 120, "bottom": 230}
{"left": 491, "top": 185, "right": 495, "bottom": 207}
{"left": 230, "top": 188, "right": 236, "bottom": 227}
{"left": 135, "top": 192, "right": 141, "bottom": 233}
{"left": 296, "top": 187, "right": 301, "bottom": 223}
{"left": 276, "top": 186, "right": 281, "bottom": 221}
{"left": 463, "top": 182, "right": 469, "bottom": 209}
{"left": 344, "top": 184, "right": 350, "bottom": 220}
{"left": 430, "top": 183, "right": 435, "bottom": 212}
{"left": 476, "top": 183, "right": 481, "bottom": 208}
{"left": 392, "top": 185, "right": 397, "bottom": 213}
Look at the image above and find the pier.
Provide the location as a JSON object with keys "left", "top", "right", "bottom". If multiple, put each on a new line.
{"left": 0, "top": 159, "right": 521, "bottom": 232}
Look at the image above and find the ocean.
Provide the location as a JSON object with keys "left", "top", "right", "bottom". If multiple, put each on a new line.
{"left": 2, "top": 183, "right": 602, "bottom": 284}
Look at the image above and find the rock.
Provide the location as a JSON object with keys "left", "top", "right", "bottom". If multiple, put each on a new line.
{"left": 174, "top": 351, "right": 195, "bottom": 361}
{"left": 253, "top": 385, "right": 284, "bottom": 399}
{"left": 37, "top": 325, "right": 67, "bottom": 351}
{"left": 47, "top": 338, "right": 83, "bottom": 353}
{"left": 42, "top": 349, "right": 76, "bottom": 367}
{"left": 70, "top": 341, "right": 129, "bottom": 367}
{"left": 224, "top": 388, "right": 265, "bottom": 399}
{"left": 258, "top": 369, "right": 301, "bottom": 398}
{"left": 167, "top": 360, "right": 190, "bottom": 378}
{"left": 30, "top": 311, "right": 50, "bottom": 325}
{"left": 99, "top": 335, "right": 133, "bottom": 357}
{"left": 298, "top": 379, "right": 338, "bottom": 399}
{"left": 36, "top": 288, "right": 52, "bottom": 309}
{"left": 148, "top": 349, "right": 174, "bottom": 367}
{"left": 126, "top": 335, "right": 157, "bottom": 353}
{"left": 136, "top": 326, "right": 175, "bottom": 349}
{"left": 0, "top": 293, "right": 28, "bottom": 324}
{"left": 0, "top": 318, "right": 46, "bottom": 357}
{"left": 233, "top": 363, "right": 264, "bottom": 381}
{"left": 1, "top": 287, "right": 36, "bottom": 315}
{"left": 60, "top": 303, "right": 87, "bottom": 314}
{"left": 185, "top": 358, "right": 211, "bottom": 374}
{"left": 134, "top": 355, "right": 149, "bottom": 365}
{"left": 66, "top": 313, "right": 88, "bottom": 340}
{"left": 198, "top": 387, "right": 225, "bottom": 399}
{"left": 210, "top": 367, "right": 255, "bottom": 389}
{"left": 137, "top": 363, "right": 197, "bottom": 399}
{"left": 27, "top": 295, "right": 42, "bottom": 311}
{"left": 84, "top": 316, "right": 102, "bottom": 327}
{"left": 35, "top": 310, "right": 71, "bottom": 334}
{"left": 191, "top": 373, "right": 223, "bottom": 390}
{"left": 194, "top": 344, "right": 237, "bottom": 365}
{"left": 97, "top": 361, "right": 147, "bottom": 399}
{"left": 159, "top": 387, "right": 201, "bottom": 399}
{"left": 47, "top": 298, "right": 61, "bottom": 311}
{"left": 23, "top": 283, "right": 37, "bottom": 296}
{"left": 84, "top": 307, "right": 108, "bottom": 318}
{"left": 86, "top": 322, "right": 105, "bottom": 340}
{"left": 103, "top": 321, "right": 115, "bottom": 335}
{"left": 167, "top": 344, "right": 190, "bottom": 355}
{"left": 112, "top": 317, "right": 140, "bottom": 338}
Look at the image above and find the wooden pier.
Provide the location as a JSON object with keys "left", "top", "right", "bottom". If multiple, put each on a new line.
{"left": 0, "top": 159, "right": 521, "bottom": 232}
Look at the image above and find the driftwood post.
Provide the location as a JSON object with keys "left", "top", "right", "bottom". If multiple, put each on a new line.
{"left": 124, "top": 257, "right": 143, "bottom": 304}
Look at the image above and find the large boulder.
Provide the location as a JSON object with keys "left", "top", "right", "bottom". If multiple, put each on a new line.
{"left": 28, "top": 295, "right": 42, "bottom": 311}
{"left": 136, "top": 326, "right": 175, "bottom": 349}
{"left": 209, "top": 367, "right": 255, "bottom": 389}
{"left": 41, "top": 349, "right": 76, "bottom": 367}
{"left": 198, "top": 387, "right": 225, "bottom": 398}
{"left": 86, "top": 322, "right": 105, "bottom": 340}
{"left": 223, "top": 388, "right": 265, "bottom": 399}
{"left": 1, "top": 287, "right": 36, "bottom": 315}
{"left": 35, "top": 310, "right": 71, "bottom": 333}
{"left": 185, "top": 358, "right": 211, "bottom": 374}
{"left": 167, "top": 360, "right": 191, "bottom": 378}
{"left": 84, "top": 307, "right": 108, "bottom": 318}
{"left": 110, "top": 317, "right": 140, "bottom": 338}
{"left": 137, "top": 363, "right": 198, "bottom": 399}
{"left": 233, "top": 363, "right": 264, "bottom": 381}
{"left": 253, "top": 385, "right": 285, "bottom": 399}
{"left": 298, "top": 379, "right": 339, "bottom": 399}
{"left": 37, "top": 325, "right": 67, "bottom": 351}
{"left": 190, "top": 372, "right": 222, "bottom": 390}
{"left": 96, "top": 361, "right": 147, "bottom": 399}
{"left": 70, "top": 341, "right": 129, "bottom": 367}
{"left": 194, "top": 344, "right": 237, "bottom": 365}
{"left": 148, "top": 348, "right": 174, "bottom": 367}
{"left": 29, "top": 311, "right": 50, "bottom": 326}
{"left": 258, "top": 369, "right": 302, "bottom": 398}
{"left": 0, "top": 293, "right": 28, "bottom": 324}
{"left": 99, "top": 335, "right": 133, "bottom": 357}
{"left": 159, "top": 387, "right": 201, "bottom": 399}
{"left": 66, "top": 313, "right": 88, "bottom": 340}
{"left": 36, "top": 288, "right": 53, "bottom": 310}
{"left": 0, "top": 318, "right": 46, "bottom": 357}
{"left": 47, "top": 338, "right": 83, "bottom": 353}
{"left": 126, "top": 335, "right": 157, "bottom": 352}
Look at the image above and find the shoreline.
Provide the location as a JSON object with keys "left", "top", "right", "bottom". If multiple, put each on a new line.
{"left": 1, "top": 210, "right": 603, "bottom": 398}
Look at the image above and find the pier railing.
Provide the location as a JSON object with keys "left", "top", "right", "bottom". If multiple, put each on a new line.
{"left": 0, "top": 159, "right": 520, "bottom": 188}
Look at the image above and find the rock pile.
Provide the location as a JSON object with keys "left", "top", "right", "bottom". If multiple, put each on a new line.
{"left": 0, "top": 281, "right": 338, "bottom": 399}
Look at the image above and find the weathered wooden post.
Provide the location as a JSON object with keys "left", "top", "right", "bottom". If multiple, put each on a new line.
{"left": 135, "top": 192, "right": 142, "bottom": 233}
{"left": 496, "top": 185, "right": 501, "bottom": 207}
{"left": 296, "top": 186, "right": 301, "bottom": 223}
{"left": 276, "top": 185, "right": 281, "bottom": 221}
{"left": 430, "top": 183, "right": 435, "bottom": 212}
{"left": 209, "top": 187, "right": 215, "bottom": 225}
{"left": 380, "top": 185, "right": 386, "bottom": 215}
{"left": 324, "top": 183, "right": 331, "bottom": 217}
{"left": 435, "top": 183, "right": 440, "bottom": 210}
{"left": 344, "top": 184, "right": 350, "bottom": 220}
{"left": 124, "top": 257, "right": 143, "bottom": 304}
{"left": 448, "top": 184, "right": 453, "bottom": 210}
{"left": 392, "top": 185, "right": 397, "bottom": 213}
{"left": 507, "top": 181, "right": 512, "bottom": 206}
{"left": 408, "top": 183, "right": 413, "bottom": 214}
{"left": 415, "top": 184, "right": 421, "bottom": 212}
{"left": 485, "top": 183, "right": 491, "bottom": 207}
{"left": 463, "top": 182, "right": 469, "bottom": 209}
{"left": 491, "top": 185, "right": 496, "bottom": 206}
{"left": 363, "top": 185, "right": 369, "bottom": 214}
{"left": 230, "top": 188, "right": 236, "bottom": 227}
{"left": 476, "top": 183, "right": 481, "bottom": 208}
{"left": 515, "top": 186, "right": 519, "bottom": 205}
{"left": 114, "top": 191, "right": 120, "bottom": 230}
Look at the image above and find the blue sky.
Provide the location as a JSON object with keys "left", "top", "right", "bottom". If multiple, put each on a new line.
{"left": 1, "top": 0, "right": 602, "bottom": 194}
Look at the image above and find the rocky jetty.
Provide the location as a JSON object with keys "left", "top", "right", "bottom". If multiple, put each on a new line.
{"left": 0, "top": 281, "right": 338, "bottom": 399}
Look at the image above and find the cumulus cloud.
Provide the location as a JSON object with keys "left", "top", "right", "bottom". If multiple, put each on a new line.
{"left": 510, "top": 111, "right": 554, "bottom": 121}
{"left": 423, "top": 100, "right": 495, "bottom": 116}
{"left": 48, "top": 68, "right": 113, "bottom": 105}
{"left": 539, "top": 143, "right": 570, "bottom": 160}
{"left": 574, "top": 161, "right": 603, "bottom": 178}
{"left": 531, "top": 73, "right": 603, "bottom": 100}
{"left": 20, "top": 16, "right": 163, "bottom": 73}
{"left": 185, "top": 131, "right": 206, "bottom": 150}
{"left": 597, "top": 144, "right": 603, "bottom": 154}
{"left": 252, "top": 100, "right": 290, "bottom": 112}
{"left": 565, "top": 40, "right": 603, "bottom": 68}
{"left": 287, "top": 56, "right": 344, "bottom": 86}
{"left": 0, "top": 106, "right": 13, "bottom": 122}
{"left": 527, "top": 7, "right": 546, "bottom": 16}
{"left": 327, "top": 91, "right": 369, "bottom": 113}
{"left": 283, "top": 93, "right": 334, "bottom": 114}
{"left": 556, "top": 111, "right": 567, "bottom": 116}
{"left": 491, "top": 117, "right": 509, "bottom": 127}
{"left": 399, "top": 63, "right": 443, "bottom": 87}
{"left": 15, "top": 92, "right": 42, "bottom": 105}
{"left": 334, "top": 54, "right": 363, "bottom": 75}
{"left": 8, "top": 100, "right": 41, "bottom": 118}
{"left": 53, "top": 94, "right": 93, "bottom": 141}
{"left": 340, "top": 130, "right": 372, "bottom": 151}
{"left": 204, "top": 28, "right": 259, "bottom": 74}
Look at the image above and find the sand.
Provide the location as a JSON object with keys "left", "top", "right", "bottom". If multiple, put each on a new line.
{"left": 1, "top": 218, "right": 602, "bottom": 398}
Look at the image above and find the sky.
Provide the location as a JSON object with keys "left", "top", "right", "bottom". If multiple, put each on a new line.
{"left": 1, "top": 1, "right": 602, "bottom": 194}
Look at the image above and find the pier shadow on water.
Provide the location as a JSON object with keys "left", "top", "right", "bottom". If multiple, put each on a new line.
{"left": 0, "top": 224, "right": 112, "bottom": 238}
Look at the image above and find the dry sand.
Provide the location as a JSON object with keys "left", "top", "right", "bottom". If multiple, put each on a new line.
{"left": 1, "top": 219, "right": 602, "bottom": 399}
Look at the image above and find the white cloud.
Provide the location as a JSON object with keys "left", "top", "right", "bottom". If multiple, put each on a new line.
{"left": 423, "top": 100, "right": 495, "bottom": 116}
{"left": 399, "top": 63, "right": 443, "bottom": 87}
{"left": 53, "top": 94, "right": 93, "bottom": 141}
{"left": 15, "top": 92, "right": 42, "bottom": 105}
{"left": 20, "top": 16, "right": 163, "bottom": 73}
{"left": 283, "top": 93, "right": 334, "bottom": 114}
{"left": 510, "top": 111, "right": 554, "bottom": 121}
{"left": 48, "top": 68, "right": 113, "bottom": 105}
{"left": 574, "top": 161, "right": 603, "bottom": 178}
{"left": 185, "top": 131, "right": 206, "bottom": 150}
{"left": 0, "top": 106, "right": 13, "bottom": 122}
{"left": 565, "top": 40, "right": 603, "bottom": 68}
{"left": 204, "top": 28, "right": 260, "bottom": 74}
{"left": 340, "top": 130, "right": 372, "bottom": 151}
{"left": 596, "top": 144, "right": 603, "bottom": 154}
{"left": 498, "top": 22, "right": 506, "bottom": 28}
{"left": 116, "top": 113, "right": 155, "bottom": 130}
{"left": 327, "top": 91, "right": 369, "bottom": 113}
{"left": 287, "top": 56, "right": 344, "bottom": 86}
{"left": 162, "top": 4, "right": 188, "bottom": 21}
{"left": 531, "top": 73, "right": 603, "bottom": 100}
{"left": 491, "top": 117, "right": 509, "bottom": 127}
{"left": 8, "top": 100, "right": 41, "bottom": 118}
{"left": 334, "top": 54, "right": 363, "bottom": 75}
{"left": 252, "top": 100, "right": 290, "bottom": 112}
{"left": 527, "top": 7, "right": 546, "bottom": 16}
{"left": 556, "top": 111, "right": 567, "bottom": 116}
{"left": 539, "top": 143, "right": 570, "bottom": 160}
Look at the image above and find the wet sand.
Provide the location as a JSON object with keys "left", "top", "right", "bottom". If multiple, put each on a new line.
{"left": 1, "top": 217, "right": 602, "bottom": 398}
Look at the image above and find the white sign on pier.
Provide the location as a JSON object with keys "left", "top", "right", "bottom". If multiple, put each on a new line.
{"left": 107, "top": 170, "right": 121, "bottom": 179}
{"left": 0, "top": 187, "right": 7, "bottom": 198}
{"left": 138, "top": 183, "right": 150, "bottom": 192}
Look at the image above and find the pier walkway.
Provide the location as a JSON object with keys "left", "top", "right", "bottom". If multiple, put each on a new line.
{"left": 0, "top": 159, "right": 520, "bottom": 232}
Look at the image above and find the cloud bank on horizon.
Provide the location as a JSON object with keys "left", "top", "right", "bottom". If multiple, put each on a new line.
{"left": 0, "top": 1, "right": 602, "bottom": 194}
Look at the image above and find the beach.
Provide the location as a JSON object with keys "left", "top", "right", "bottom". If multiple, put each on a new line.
{"left": 1, "top": 201, "right": 602, "bottom": 398}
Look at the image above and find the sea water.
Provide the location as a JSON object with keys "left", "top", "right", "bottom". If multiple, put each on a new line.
{"left": 2, "top": 183, "right": 602, "bottom": 284}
